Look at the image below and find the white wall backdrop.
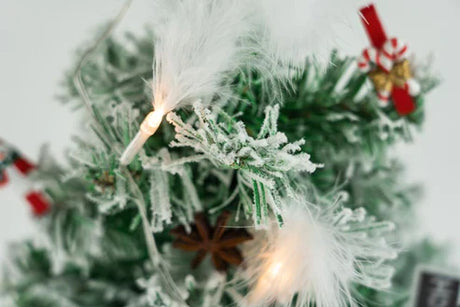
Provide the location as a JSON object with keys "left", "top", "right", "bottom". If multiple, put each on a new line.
{"left": 0, "top": 0, "right": 459, "bottom": 266}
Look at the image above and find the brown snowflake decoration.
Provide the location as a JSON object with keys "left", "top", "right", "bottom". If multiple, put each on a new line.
{"left": 171, "top": 211, "right": 253, "bottom": 271}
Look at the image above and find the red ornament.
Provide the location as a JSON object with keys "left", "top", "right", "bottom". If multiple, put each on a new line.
{"left": 359, "top": 4, "right": 417, "bottom": 115}
{"left": 360, "top": 4, "right": 387, "bottom": 49}
{"left": 25, "top": 191, "right": 51, "bottom": 216}
{"left": 0, "top": 139, "right": 51, "bottom": 217}
{"left": 0, "top": 170, "right": 8, "bottom": 186}
{"left": 12, "top": 154, "right": 36, "bottom": 175}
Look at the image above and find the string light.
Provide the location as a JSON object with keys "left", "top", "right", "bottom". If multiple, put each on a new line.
{"left": 120, "top": 107, "right": 165, "bottom": 165}
{"left": 248, "top": 258, "right": 293, "bottom": 305}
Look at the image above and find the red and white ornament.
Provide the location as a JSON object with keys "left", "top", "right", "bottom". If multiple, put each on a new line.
{"left": 358, "top": 38, "right": 408, "bottom": 73}
{"left": 358, "top": 38, "right": 420, "bottom": 104}
{"left": 358, "top": 4, "right": 420, "bottom": 115}
{"left": 0, "top": 139, "right": 51, "bottom": 216}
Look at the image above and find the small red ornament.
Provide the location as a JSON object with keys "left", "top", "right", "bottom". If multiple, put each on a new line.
{"left": 358, "top": 4, "right": 420, "bottom": 115}
{"left": 0, "top": 139, "right": 51, "bottom": 217}
{"left": 12, "top": 153, "right": 36, "bottom": 175}
{"left": 25, "top": 191, "right": 51, "bottom": 216}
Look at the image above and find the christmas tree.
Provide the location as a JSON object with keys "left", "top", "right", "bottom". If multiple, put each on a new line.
{"left": 0, "top": 1, "right": 446, "bottom": 306}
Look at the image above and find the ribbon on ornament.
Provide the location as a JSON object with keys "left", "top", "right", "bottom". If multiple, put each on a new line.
{"left": 358, "top": 4, "right": 420, "bottom": 115}
{"left": 0, "top": 140, "right": 51, "bottom": 216}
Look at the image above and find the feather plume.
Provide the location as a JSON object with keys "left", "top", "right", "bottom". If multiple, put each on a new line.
{"left": 120, "top": 0, "right": 256, "bottom": 165}
{"left": 150, "top": 0, "right": 251, "bottom": 113}
{"left": 241, "top": 197, "right": 397, "bottom": 307}
{"left": 251, "top": 0, "right": 356, "bottom": 70}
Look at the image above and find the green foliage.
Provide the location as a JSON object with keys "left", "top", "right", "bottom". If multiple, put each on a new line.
{"left": 166, "top": 103, "right": 319, "bottom": 226}
{"left": 1, "top": 31, "right": 444, "bottom": 307}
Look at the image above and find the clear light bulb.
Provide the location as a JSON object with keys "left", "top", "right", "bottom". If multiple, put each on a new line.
{"left": 120, "top": 108, "right": 164, "bottom": 165}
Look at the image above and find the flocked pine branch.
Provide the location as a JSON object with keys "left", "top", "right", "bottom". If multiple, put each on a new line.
{"left": 1, "top": 21, "right": 445, "bottom": 306}
{"left": 238, "top": 53, "right": 439, "bottom": 160}
{"left": 67, "top": 102, "right": 203, "bottom": 233}
{"left": 165, "top": 102, "right": 321, "bottom": 226}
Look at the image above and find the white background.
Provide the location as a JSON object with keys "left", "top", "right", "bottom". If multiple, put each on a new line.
{"left": 0, "top": 0, "right": 459, "bottom": 266}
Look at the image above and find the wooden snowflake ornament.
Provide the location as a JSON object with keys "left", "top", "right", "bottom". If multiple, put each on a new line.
{"left": 171, "top": 211, "right": 253, "bottom": 272}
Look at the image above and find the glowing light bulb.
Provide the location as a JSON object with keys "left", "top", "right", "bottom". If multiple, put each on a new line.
{"left": 140, "top": 110, "right": 164, "bottom": 135}
{"left": 120, "top": 108, "right": 165, "bottom": 165}
{"left": 268, "top": 262, "right": 282, "bottom": 278}
{"left": 247, "top": 260, "right": 285, "bottom": 305}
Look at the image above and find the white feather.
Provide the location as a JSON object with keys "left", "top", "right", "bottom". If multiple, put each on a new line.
{"left": 150, "top": 0, "right": 251, "bottom": 113}
{"left": 251, "top": 0, "right": 356, "bottom": 70}
{"left": 241, "top": 199, "right": 396, "bottom": 307}
{"left": 148, "top": 0, "right": 358, "bottom": 111}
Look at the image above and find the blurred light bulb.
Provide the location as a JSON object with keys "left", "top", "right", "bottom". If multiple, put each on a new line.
{"left": 269, "top": 262, "right": 282, "bottom": 278}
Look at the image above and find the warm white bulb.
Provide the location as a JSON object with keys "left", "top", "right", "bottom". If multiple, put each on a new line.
{"left": 268, "top": 262, "right": 282, "bottom": 278}
{"left": 248, "top": 260, "right": 292, "bottom": 305}
{"left": 140, "top": 109, "right": 164, "bottom": 135}
{"left": 119, "top": 108, "right": 165, "bottom": 165}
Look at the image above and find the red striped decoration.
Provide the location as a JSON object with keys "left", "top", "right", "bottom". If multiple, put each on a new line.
{"left": 359, "top": 4, "right": 416, "bottom": 115}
